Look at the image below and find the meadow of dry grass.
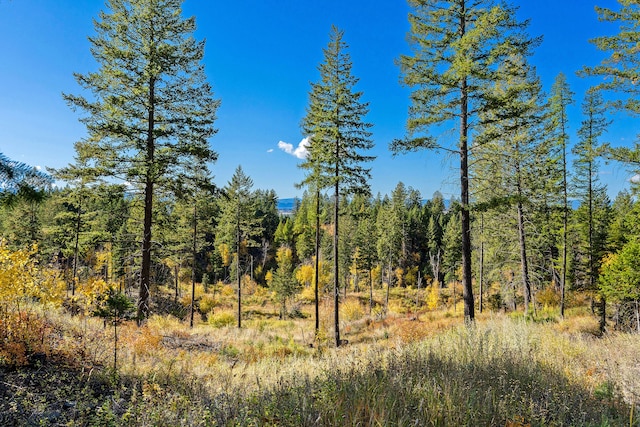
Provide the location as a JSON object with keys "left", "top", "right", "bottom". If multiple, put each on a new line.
{"left": 1, "top": 283, "right": 639, "bottom": 426}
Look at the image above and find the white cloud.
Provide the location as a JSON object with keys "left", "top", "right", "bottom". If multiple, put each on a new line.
{"left": 630, "top": 174, "right": 640, "bottom": 183}
{"left": 278, "top": 137, "right": 310, "bottom": 159}
{"left": 267, "top": 148, "right": 274, "bottom": 153}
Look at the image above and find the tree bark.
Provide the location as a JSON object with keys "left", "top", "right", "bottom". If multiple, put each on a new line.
{"left": 237, "top": 202, "right": 242, "bottom": 329}
{"left": 71, "top": 200, "right": 81, "bottom": 297}
{"left": 479, "top": 214, "right": 484, "bottom": 313}
{"left": 333, "top": 182, "right": 340, "bottom": 347}
{"left": 460, "top": 73, "right": 474, "bottom": 323}
{"left": 190, "top": 203, "right": 197, "bottom": 328}
{"left": 137, "top": 77, "right": 156, "bottom": 321}
{"left": 314, "top": 189, "right": 320, "bottom": 336}
{"left": 517, "top": 200, "right": 532, "bottom": 315}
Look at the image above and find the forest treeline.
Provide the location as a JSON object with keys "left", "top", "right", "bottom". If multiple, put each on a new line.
{"left": 2, "top": 0, "right": 640, "bottom": 339}
{"left": 1, "top": 164, "right": 639, "bottom": 332}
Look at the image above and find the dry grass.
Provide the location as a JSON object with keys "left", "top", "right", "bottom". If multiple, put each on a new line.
{"left": 1, "top": 286, "right": 639, "bottom": 426}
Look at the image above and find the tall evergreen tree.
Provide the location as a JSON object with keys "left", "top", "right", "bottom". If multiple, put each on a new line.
{"left": 572, "top": 90, "right": 610, "bottom": 331}
{"left": 215, "top": 166, "right": 262, "bottom": 328}
{"left": 376, "top": 196, "right": 402, "bottom": 309}
{"left": 0, "top": 153, "right": 52, "bottom": 203}
{"left": 442, "top": 211, "right": 462, "bottom": 286}
{"left": 549, "top": 73, "right": 574, "bottom": 318}
{"left": 299, "top": 26, "right": 374, "bottom": 346}
{"left": 474, "top": 55, "right": 549, "bottom": 316}
{"left": 394, "top": 0, "right": 538, "bottom": 322}
{"left": 64, "top": 0, "right": 219, "bottom": 320}
{"left": 582, "top": 1, "right": 640, "bottom": 170}
{"left": 426, "top": 192, "right": 446, "bottom": 287}
{"left": 270, "top": 246, "right": 300, "bottom": 320}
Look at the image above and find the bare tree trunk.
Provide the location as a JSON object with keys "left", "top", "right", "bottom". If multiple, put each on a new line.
{"left": 369, "top": 267, "right": 373, "bottom": 314}
{"left": 599, "top": 295, "right": 606, "bottom": 334}
{"left": 386, "top": 259, "right": 391, "bottom": 311}
{"left": 459, "top": 59, "right": 474, "bottom": 323}
{"left": 479, "top": 214, "right": 484, "bottom": 313}
{"left": 511, "top": 271, "right": 517, "bottom": 312}
{"left": 333, "top": 183, "right": 340, "bottom": 347}
{"left": 137, "top": 76, "right": 156, "bottom": 322}
{"left": 314, "top": 189, "right": 320, "bottom": 336}
{"left": 517, "top": 200, "right": 532, "bottom": 316}
{"left": 71, "top": 202, "right": 81, "bottom": 297}
{"left": 429, "top": 249, "right": 441, "bottom": 288}
{"left": 190, "top": 204, "right": 197, "bottom": 328}
{"left": 236, "top": 203, "right": 242, "bottom": 329}
{"left": 174, "top": 265, "right": 179, "bottom": 303}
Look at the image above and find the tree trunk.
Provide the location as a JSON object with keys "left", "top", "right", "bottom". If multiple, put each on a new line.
{"left": 190, "top": 203, "right": 197, "bottom": 329}
{"left": 333, "top": 182, "right": 341, "bottom": 347}
{"left": 511, "top": 271, "right": 517, "bottom": 312}
{"left": 599, "top": 295, "right": 606, "bottom": 334}
{"left": 386, "top": 259, "right": 391, "bottom": 311}
{"left": 237, "top": 203, "right": 242, "bottom": 329}
{"left": 137, "top": 77, "right": 156, "bottom": 322}
{"left": 517, "top": 200, "right": 532, "bottom": 315}
{"left": 479, "top": 214, "right": 484, "bottom": 313}
{"left": 174, "top": 265, "right": 179, "bottom": 303}
{"left": 71, "top": 201, "right": 81, "bottom": 297}
{"left": 314, "top": 189, "right": 320, "bottom": 336}
{"left": 561, "top": 140, "right": 568, "bottom": 319}
{"left": 369, "top": 266, "right": 373, "bottom": 314}
{"left": 459, "top": 72, "right": 474, "bottom": 323}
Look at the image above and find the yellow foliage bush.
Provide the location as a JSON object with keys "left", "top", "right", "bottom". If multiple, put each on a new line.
{"left": 198, "top": 293, "right": 217, "bottom": 314}
{"left": 299, "top": 285, "right": 316, "bottom": 302}
{"left": 537, "top": 286, "right": 560, "bottom": 308}
{"left": 243, "top": 275, "right": 257, "bottom": 295}
{"left": 0, "top": 242, "right": 65, "bottom": 307}
{"left": 146, "top": 314, "right": 183, "bottom": 331}
{"left": 295, "top": 264, "right": 314, "bottom": 287}
{"left": 0, "top": 243, "right": 65, "bottom": 367}
{"left": 208, "top": 311, "right": 235, "bottom": 328}
{"left": 341, "top": 298, "right": 365, "bottom": 322}
{"left": 73, "top": 277, "right": 112, "bottom": 314}
{"left": 426, "top": 282, "right": 440, "bottom": 310}
{"left": 220, "top": 284, "right": 235, "bottom": 297}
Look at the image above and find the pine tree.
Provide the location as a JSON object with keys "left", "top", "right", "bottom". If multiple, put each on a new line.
{"left": 582, "top": 1, "right": 640, "bottom": 170}
{"left": 64, "top": 0, "right": 219, "bottom": 320}
{"left": 442, "top": 212, "right": 462, "bottom": 286}
{"left": 215, "top": 166, "right": 262, "bottom": 328}
{"left": 473, "top": 55, "right": 549, "bottom": 316}
{"left": 549, "top": 73, "right": 575, "bottom": 318}
{"left": 376, "top": 197, "right": 402, "bottom": 310}
{"left": 572, "top": 90, "right": 611, "bottom": 332}
{"left": 394, "top": 0, "right": 538, "bottom": 322}
{"left": 299, "top": 26, "right": 374, "bottom": 347}
{"left": 270, "top": 246, "right": 300, "bottom": 319}
{"left": 426, "top": 192, "right": 446, "bottom": 288}
{"left": 0, "top": 153, "right": 51, "bottom": 204}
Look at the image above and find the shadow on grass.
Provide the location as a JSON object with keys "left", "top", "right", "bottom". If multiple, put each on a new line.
{"left": 222, "top": 348, "right": 628, "bottom": 426}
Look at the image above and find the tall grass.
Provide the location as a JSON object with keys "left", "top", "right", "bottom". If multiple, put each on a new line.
{"left": 229, "top": 320, "right": 631, "bottom": 426}
{"left": 2, "top": 309, "right": 637, "bottom": 426}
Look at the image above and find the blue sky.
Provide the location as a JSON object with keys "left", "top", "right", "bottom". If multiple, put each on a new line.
{"left": 0, "top": 0, "right": 636, "bottom": 200}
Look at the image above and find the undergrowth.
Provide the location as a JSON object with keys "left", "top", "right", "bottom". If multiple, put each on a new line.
{"left": 1, "top": 313, "right": 638, "bottom": 426}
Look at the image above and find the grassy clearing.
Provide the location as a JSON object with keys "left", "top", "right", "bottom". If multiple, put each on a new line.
{"left": 2, "top": 301, "right": 639, "bottom": 426}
